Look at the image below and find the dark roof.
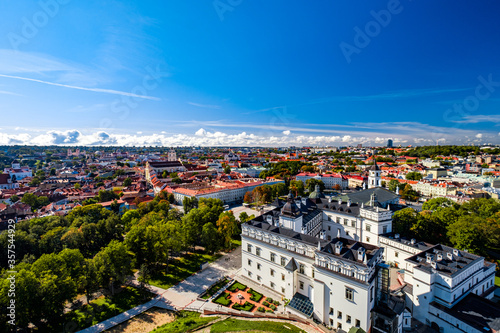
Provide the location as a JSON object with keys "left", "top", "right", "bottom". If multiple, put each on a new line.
{"left": 336, "top": 187, "right": 399, "bottom": 206}
{"left": 406, "top": 244, "right": 482, "bottom": 276}
{"left": 148, "top": 161, "right": 183, "bottom": 168}
{"left": 285, "top": 258, "right": 298, "bottom": 271}
{"left": 369, "top": 163, "right": 380, "bottom": 171}
{"left": 430, "top": 293, "right": 500, "bottom": 333}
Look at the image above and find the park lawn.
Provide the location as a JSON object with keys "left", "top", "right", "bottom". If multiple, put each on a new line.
{"left": 151, "top": 311, "right": 218, "bottom": 333}
{"left": 149, "top": 251, "right": 221, "bottom": 290}
{"left": 209, "top": 318, "right": 306, "bottom": 333}
{"left": 64, "top": 286, "right": 154, "bottom": 331}
{"left": 495, "top": 275, "right": 500, "bottom": 288}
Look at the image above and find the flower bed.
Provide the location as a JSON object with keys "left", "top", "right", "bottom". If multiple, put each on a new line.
{"left": 232, "top": 301, "right": 255, "bottom": 312}
{"left": 227, "top": 281, "right": 247, "bottom": 292}
{"left": 247, "top": 288, "right": 263, "bottom": 302}
{"left": 213, "top": 292, "right": 232, "bottom": 306}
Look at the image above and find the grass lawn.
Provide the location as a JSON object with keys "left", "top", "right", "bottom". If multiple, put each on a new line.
{"left": 63, "top": 286, "right": 154, "bottom": 331}
{"left": 495, "top": 276, "right": 500, "bottom": 288}
{"left": 209, "top": 318, "right": 306, "bottom": 332}
{"left": 213, "top": 292, "right": 232, "bottom": 306}
{"left": 227, "top": 281, "right": 247, "bottom": 292}
{"left": 151, "top": 311, "right": 218, "bottom": 333}
{"left": 149, "top": 251, "right": 221, "bottom": 290}
{"left": 202, "top": 278, "right": 229, "bottom": 299}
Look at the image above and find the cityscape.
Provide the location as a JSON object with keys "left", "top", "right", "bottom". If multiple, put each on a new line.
{"left": 1, "top": 1, "right": 500, "bottom": 333}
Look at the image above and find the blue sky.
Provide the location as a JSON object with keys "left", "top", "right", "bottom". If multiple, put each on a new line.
{"left": 0, "top": 0, "right": 499, "bottom": 146}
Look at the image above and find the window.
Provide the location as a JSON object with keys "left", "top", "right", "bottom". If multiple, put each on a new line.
{"left": 366, "top": 236, "right": 370, "bottom": 243}
{"left": 329, "top": 307, "right": 333, "bottom": 315}
{"left": 281, "top": 256, "right": 286, "bottom": 266}
{"left": 257, "top": 275, "right": 261, "bottom": 282}
{"left": 395, "top": 252, "right": 399, "bottom": 258}
{"left": 336, "top": 217, "right": 341, "bottom": 223}
{"left": 257, "top": 263, "right": 261, "bottom": 270}
{"left": 248, "top": 259, "right": 252, "bottom": 266}
{"left": 282, "top": 273, "right": 285, "bottom": 281}
{"left": 347, "top": 315, "right": 351, "bottom": 324}
{"left": 300, "top": 281, "right": 304, "bottom": 290}
{"left": 312, "top": 268, "right": 315, "bottom": 278}
{"left": 346, "top": 231, "right": 350, "bottom": 236}
{"left": 281, "top": 287, "right": 285, "bottom": 293}
{"left": 247, "top": 244, "right": 252, "bottom": 252}
{"left": 256, "top": 247, "right": 261, "bottom": 256}
{"left": 270, "top": 252, "right": 276, "bottom": 263}
{"left": 345, "top": 287, "right": 354, "bottom": 301}
{"left": 344, "top": 218, "right": 348, "bottom": 225}
{"left": 271, "top": 282, "right": 275, "bottom": 288}
{"left": 355, "top": 319, "right": 360, "bottom": 327}
{"left": 351, "top": 220, "right": 356, "bottom": 227}
{"left": 337, "top": 311, "right": 342, "bottom": 319}
{"left": 327, "top": 235, "right": 331, "bottom": 241}
{"left": 370, "top": 286, "right": 374, "bottom": 302}
{"left": 337, "top": 323, "right": 342, "bottom": 329}
{"left": 299, "top": 264, "right": 305, "bottom": 274}
{"left": 383, "top": 226, "right": 387, "bottom": 234}
{"left": 328, "top": 226, "right": 331, "bottom": 231}
{"left": 366, "top": 224, "right": 371, "bottom": 232}
{"left": 248, "top": 271, "right": 252, "bottom": 277}
{"left": 270, "top": 269, "right": 275, "bottom": 277}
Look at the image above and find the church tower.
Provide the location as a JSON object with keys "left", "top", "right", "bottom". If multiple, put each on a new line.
{"left": 368, "top": 162, "right": 381, "bottom": 189}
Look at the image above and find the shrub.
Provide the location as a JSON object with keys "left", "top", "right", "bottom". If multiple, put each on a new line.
{"left": 263, "top": 301, "right": 270, "bottom": 307}
{"left": 249, "top": 290, "right": 263, "bottom": 302}
{"left": 266, "top": 297, "right": 273, "bottom": 303}
{"left": 257, "top": 307, "right": 265, "bottom": 312}
{"left": 232, "top": 301, "right": 255, "bottom": 312}
{"left": 266, "top": 309, "right": 274, "bottom": 313}
{"left": 273, "top": 300, "right": 280, "bottom": 306}
{"left": 228, "top": 281, "right": 247, "bottom": 292}
{"left": 213, "top": 292, "right": 232, "bottom": 306}
{"left": 270, "top": 304, "right": 277, "bottom": 311}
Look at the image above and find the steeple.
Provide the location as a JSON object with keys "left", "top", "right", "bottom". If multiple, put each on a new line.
{"left": 368, "top": 157, "right": 381, "bottom": 189}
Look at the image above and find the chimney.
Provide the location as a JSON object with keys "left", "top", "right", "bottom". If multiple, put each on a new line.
{"left": 447, "top": 252, "right": 453, "bottom": 260}
{"left": 328, "top": 196, "right": 332, "bottom": 203}
{"left": 430, "top": 261, "right": 437, "bottom": 269}
{"left": 337, "top": 228, "right": 341, "bottom": 238}
{"left": 411, "top": 238, "right": 416, "bottom": 245}
{"left": 437, "top": 253, "right": 443, "bottom": 261}
{"left": 426, "top": 254, "right": 433, "bottom": 263}
{"left": 453, "top": 249, "right": 460, "bottom": 256}
{"left": 301, "top": 226, "right": 307, "bottom": 234}
{"left": 395, "top": 234, "right": 400, "bottom": 239}
{"left": 347, "top": 199, "right": 352, "bottom": 207}
{"left": 317, "top": 241, "right": 321, "bottom": 251}
{"left": 339, "top": 198, "right": 342, "bottom": 205}
{"left": 334, "top": 241, "right": 343, "bottom": 255}
{"left": 320, "top": 231, "right": 326, "bottom": 240}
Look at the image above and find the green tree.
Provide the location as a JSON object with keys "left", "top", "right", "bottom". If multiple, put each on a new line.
{"left": 305, "top": 178, "right": 325, "bottom": 193}
{"left": 387, "top": 179, "right": 400, "bottom": 192}
{"left": 405, "top": 171, "right": 423, "bottom": 181}
{"left": 201, "top": 222, "right": 221, "bottom": 254}
{"left": 224, "top": 165, "right": 231, "bottom": 174}
{"left": 183, "top": 196, "right": 198, "bottom": 214}
{"left": 217, "top": 211, "right": 238, "bottom": 249}
{"left": 289, "top": 180, "right": 305, "bottom": 197}
{"left": 94, "top": 240, "right": 132, "bottom": 295}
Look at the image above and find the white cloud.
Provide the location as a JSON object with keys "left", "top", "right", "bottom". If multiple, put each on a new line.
{"left": 187, "top": 102, "right": 220, "bottom": 109}
{"left": 475, "top": 133, "right": 483, "bottom": 139}
{"left": 283, "top": 130, "right": 291, "bottom": 136}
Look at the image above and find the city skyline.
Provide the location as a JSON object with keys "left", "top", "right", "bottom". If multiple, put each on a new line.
{"left": 1, "top": 0, "right": 500, "bottom": 146}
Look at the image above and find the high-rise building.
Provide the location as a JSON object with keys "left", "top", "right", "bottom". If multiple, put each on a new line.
{"left": 387, "top": 139, "right": 393, "bottom": 148}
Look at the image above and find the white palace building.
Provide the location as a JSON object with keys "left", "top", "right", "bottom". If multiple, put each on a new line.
{"left": 241, "top": 175, "right": 498, "bottom": 333}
